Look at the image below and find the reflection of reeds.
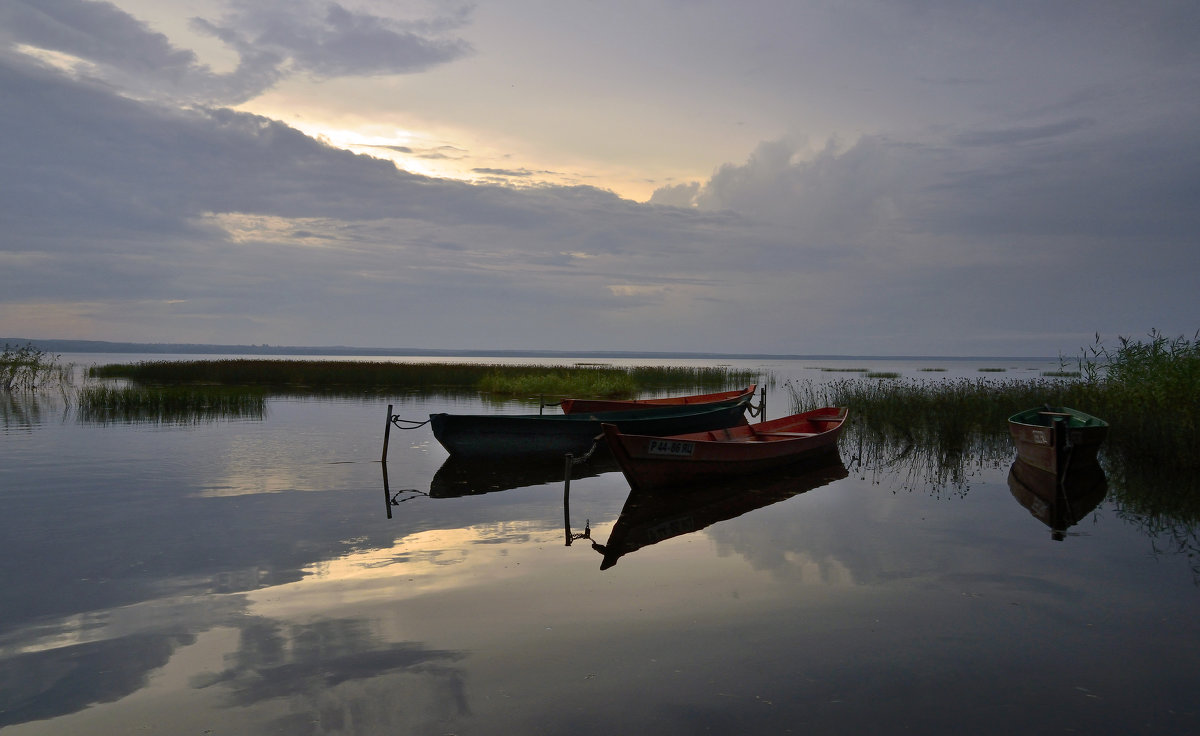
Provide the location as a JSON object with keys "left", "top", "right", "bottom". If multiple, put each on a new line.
{"left": 787, "top": 329, "right": 1200, "bottom": 522}
{"left": 77, "top": 386, "right": 266, "bottom": 424}
{"left": 789, "top": 377, "right": 1022, "bottom": 495}
{"left": 88, "top": 360, "right": 766, "bottom": 398}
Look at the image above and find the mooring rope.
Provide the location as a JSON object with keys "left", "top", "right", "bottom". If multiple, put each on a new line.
{"left": 390, "top": 416, "right": 430, "bottom": 430}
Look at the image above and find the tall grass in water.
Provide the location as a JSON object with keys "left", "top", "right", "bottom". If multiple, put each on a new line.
{"left": 77, "top": 385, "right": 266, "bottom": 424}
{"left": 2, "top": 343, "right": 73, "bottom": 393}
{"left": 1076, "top": 330, "right": 1200, "bottom": 529}
{"left": 788, "top": 329, "right": 1200, "bottom": 512}
{"left": 789, "top": 376, "right": 1072, "bottom": 495}
{"left": 89, "top": 360, "right": 764, "bottom": 397}
{"left": 477, "top": 369, "right": 638, "bottom": 397}
{"left": 89, "top": 359, "right": 498, "bottom": 391}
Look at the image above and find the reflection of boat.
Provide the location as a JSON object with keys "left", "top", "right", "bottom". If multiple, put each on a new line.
{"left": 430, "top": 455, "right": 619, "bottom": 498}
{"left": 591, "top": 454, "right": 849, "bottom": 569}
{"left": 1008, "top": 406, "right": 1108, "bottom": 474}
{"left": 1007, "top": 457, "right": 1108, "bottom": 540}
{"left": 430, "top": 399, "right": 752, "bottom": 459}
{"left": 600, "top": 407, "right": 847, "bottom": 492}
{"left": 560, "top": 386, "right": 756, "bottom": 414}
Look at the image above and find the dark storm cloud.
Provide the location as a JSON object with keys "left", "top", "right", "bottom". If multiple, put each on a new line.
{"left": 0, "top": 0, "right": 471, "bottom": 105}
{"left": 192, "top": 0, "right": 473, "bottom": 79}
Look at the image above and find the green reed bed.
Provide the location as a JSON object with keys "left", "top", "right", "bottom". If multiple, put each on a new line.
{"left": 77, "top": 385, "right": 266, "bottom": 424}
{"left": 477, "top": 369, "right": 637, "bottom": 397}
{"left": 89, "top": 359, "right": 764, "bottom": 398}
{"left": 89, "top": 359, "right": 499, "bottom": 390}
{"left": 789, "top": 329, "right": 1200, "bottom": 512}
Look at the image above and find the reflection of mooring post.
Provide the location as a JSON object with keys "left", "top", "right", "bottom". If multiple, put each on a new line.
{"left": 382, "top": 462, "right": 392, "bottom": 519}
{"left": 563, "top": 452, "right": 574, "bottom": 545}
{"left": 382, "top": 403, "right": 394, "bottom": 463}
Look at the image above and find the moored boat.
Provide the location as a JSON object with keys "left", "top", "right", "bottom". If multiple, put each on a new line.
{"left": 1007, "top": 406, "right": 1108, "bottom": 475}
{"left": 560, "top": 385, "right": 756, "bottom": 414}
{"left": 601, "top": 406, "right": 847, "bottom": 492}
{"left": 430, "top": 398, "right": 752, "bottom": 459}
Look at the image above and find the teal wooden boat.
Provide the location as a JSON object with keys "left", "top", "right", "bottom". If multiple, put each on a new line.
{"left": 1007, "top": 406, "right": 1108, "bottom": 475}
{"left": 430, "top": 398, "right": 752, "bottom": 459}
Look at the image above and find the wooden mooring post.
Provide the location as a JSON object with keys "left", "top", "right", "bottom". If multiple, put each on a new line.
{"left": 381, "top": 403, "right": 394, "bottom": 463}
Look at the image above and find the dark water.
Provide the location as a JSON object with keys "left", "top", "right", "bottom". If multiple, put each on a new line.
{"left": 1, "top": 355, "right": 1197, "bottom": 734}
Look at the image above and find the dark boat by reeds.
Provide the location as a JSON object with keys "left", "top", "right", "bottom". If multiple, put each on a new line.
{"left": 430, "top": 454, "right": 620, "bottom": 497}
{"left": 559, "top": 385, "right": 756, "bottom": 414}
{"left": 1007, "top": 406, "right": 1108, "bottom": 475}
{"left": 429, "top": 398, "right": 753, "bottom": 459}
{"left": 600, "top": 407, "right": 847, "bottom": 492}
{"left": 589, "top": 454, "right": 849, "bottom": 569}
{"left": 1007, "top": 457, "right": 1108, "bottom": 541}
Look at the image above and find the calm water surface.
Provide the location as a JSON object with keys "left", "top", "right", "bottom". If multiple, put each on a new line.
{"left": 2, "top": 354, "right": 1196, "bottom": 734}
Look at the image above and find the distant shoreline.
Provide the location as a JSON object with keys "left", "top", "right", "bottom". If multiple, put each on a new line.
{"left": 4, "top": 338, "right": 1054, "bottom": 362}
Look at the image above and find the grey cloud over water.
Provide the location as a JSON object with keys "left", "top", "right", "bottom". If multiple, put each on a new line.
{"left": 1, "top": 1, "right": 1198, "bottom": 355}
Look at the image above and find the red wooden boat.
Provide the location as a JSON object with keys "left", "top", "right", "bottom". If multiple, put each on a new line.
{"left": 601, "top": 406, "right": 847, "bottom": 492}
{"left": 560, "top": 385, "right": 756, "bottom": 415}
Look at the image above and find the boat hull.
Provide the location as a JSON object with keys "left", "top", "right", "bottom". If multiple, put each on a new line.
{"left": 602, "top": 406, "right": 847, "bottom": 492}
{"left": 1007, "top": 406, "right": 1108, "bottom": 475}
{"left": 430, "top": 400, "right": 751, "bottom": 459}
{"left": 560, "top": 386, "right": 756, "bottom": 414}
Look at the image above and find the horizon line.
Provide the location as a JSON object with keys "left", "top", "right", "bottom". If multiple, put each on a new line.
{"left": 4, "top": 338, "right": 1059, "bottom": 362}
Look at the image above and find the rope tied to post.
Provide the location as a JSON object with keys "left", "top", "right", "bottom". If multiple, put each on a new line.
{"left": 390, "top": 416, "right": 430, "bottom": 430}
{"left": 382, "top": 403, "right": 431, "bottom": 464}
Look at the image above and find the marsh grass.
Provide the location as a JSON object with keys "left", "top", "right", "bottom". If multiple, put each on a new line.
{"left": 88, "top": 359, "right": 764, "bottom": 398}
{"left": 477, "top": 369, "right": 638, "bottom": 397}
{"left": 920, "top": 368, "right": 947, "bottom": 372}
{"left": 1042, "top": 370, "right": 1082, "bottom": 378}
{"left": 789, "top": 329, "right": 1200, "bottom": 522}
{"left": 77, "top": 385, "right": 266, "bottom": 424}
{"left": 865, "top": 372, "right": 901, "bottom": 379}
{"left": 978, "top": 368, "right": 1007, "bottom": 373}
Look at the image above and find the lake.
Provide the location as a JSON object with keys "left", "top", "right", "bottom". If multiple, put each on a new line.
{"left": 2, "top": 353, "right": 1197, "bottom": 734}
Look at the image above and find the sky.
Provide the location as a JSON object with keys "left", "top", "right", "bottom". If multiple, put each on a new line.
{"left": 1, "top": 0, "right": 1197, "bottom": 357}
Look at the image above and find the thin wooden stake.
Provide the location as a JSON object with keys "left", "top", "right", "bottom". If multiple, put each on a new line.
{"left": 381, "top": 403, "right": 394, "bottom": 463}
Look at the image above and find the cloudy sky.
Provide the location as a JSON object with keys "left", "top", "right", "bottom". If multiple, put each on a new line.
{"left": 2, "top": 0, "right": 1197, "bottom": 356}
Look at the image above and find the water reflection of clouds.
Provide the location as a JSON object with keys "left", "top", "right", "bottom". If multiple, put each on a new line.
{"left": 248, "top": 523, "right": 562, "bottom": 618}
{"left": 703, "top": 473, "right": 1024, "bottom": 588}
